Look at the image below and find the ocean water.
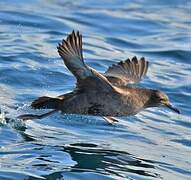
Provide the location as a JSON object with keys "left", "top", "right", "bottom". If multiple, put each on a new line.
{"left": 0, "top": 0, "right": 191, "bottom": 179}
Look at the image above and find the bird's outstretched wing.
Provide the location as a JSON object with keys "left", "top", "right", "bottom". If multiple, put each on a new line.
{"left": 57, "top": 31, "right": 113, "bottom": 91}
{"left": 57, "top": 31, "right": 89, "bottom": 80}
{"left": 104, "top": 56, "right": 149, "bottom": 86}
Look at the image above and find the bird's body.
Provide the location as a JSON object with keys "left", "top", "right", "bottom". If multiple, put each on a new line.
{"left": 19, "top": 31, "right": 180, "bottom": 123}
{"left": 36, "top": 87, "right": 150, "bottom": 117}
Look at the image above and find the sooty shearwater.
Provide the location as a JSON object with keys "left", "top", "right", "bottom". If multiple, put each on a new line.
{"left": 18, "top": 31, "right": 180, "bottom": 124}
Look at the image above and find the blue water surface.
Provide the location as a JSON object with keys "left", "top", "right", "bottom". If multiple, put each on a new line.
{"left": 0, "top": 0, "right": 191, "bottom": 179}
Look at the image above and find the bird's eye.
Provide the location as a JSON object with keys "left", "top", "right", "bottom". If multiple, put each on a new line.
{"left": 157, "top": 97, "right": 164, "bottom": 101}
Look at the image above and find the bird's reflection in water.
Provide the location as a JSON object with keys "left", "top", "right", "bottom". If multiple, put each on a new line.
{"left": 63, "top": 143, "right": 161, "bottom": 179}
{"left": 19, "top": 129, "right": 161, "bottom": 179}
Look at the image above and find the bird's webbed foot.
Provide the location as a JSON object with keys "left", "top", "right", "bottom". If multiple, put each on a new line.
{"left": 102, "top": 116, "right": 119, "bottom": 125}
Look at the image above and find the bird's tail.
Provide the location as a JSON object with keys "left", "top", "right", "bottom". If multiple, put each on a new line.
{"left": 31, "top": 96, "right": 62, "bottom": 109}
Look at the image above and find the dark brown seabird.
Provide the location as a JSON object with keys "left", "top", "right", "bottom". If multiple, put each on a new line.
{"left": 19, "top": 31, "right": 180, "bottom": 124}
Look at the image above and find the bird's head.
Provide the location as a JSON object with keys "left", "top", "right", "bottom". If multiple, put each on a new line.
{"left": 147, "top": 90, "right": 180, "bottom": 114}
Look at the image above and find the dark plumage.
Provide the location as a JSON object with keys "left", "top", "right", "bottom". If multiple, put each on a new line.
{"left": 18, "top": 31, "right": 180, "bottom": 124}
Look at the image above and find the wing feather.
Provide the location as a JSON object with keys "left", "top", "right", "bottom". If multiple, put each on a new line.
{"left": 57, "top": 30, "right": 113, "bottom": 91}
{"left": 104, "top": 56, "right": 149, "bottom": 86}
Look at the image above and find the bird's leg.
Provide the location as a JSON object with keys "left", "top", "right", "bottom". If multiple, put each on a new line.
{"left": 17, "top": 109, "right": 58, "bottom": 121}
{"left": 102, "top": 116, "right": 119, "bottom": 125}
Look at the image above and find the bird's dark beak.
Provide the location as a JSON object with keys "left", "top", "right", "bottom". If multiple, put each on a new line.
{"left": 164, "top": 102, "right": 180, "bottom": 114}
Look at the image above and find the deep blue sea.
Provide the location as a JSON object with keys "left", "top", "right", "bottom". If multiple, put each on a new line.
{"left": 0, "top": 0, "right": 191, "bottom": 179}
